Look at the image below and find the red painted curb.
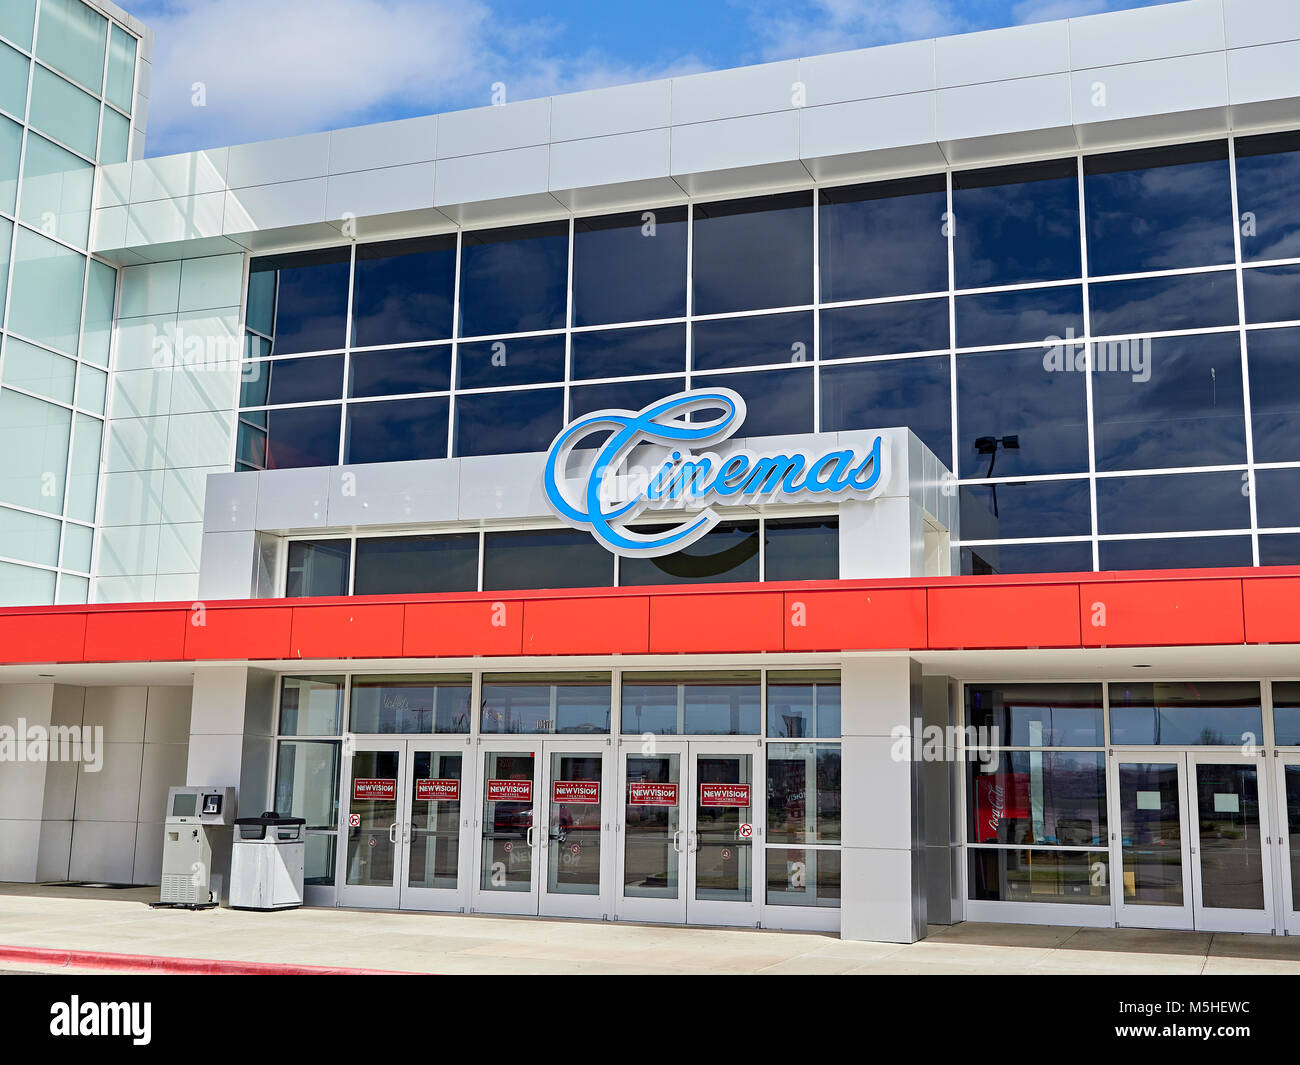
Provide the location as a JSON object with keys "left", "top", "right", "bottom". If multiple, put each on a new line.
{"left": 0, "top": 944, "right": 416, "bottom": 975}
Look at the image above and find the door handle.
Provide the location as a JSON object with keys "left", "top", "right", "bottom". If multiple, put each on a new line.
{"left": 688, "top": 831, "right": 697, "bottom": 853}
{"left": 526, "top": 826, "right": 536, "bottom": 848}
{"left": 672, "top": 829, "right": 683, "bottom": 853}
{"left": 388, "top": 822, "right": 398, "bottom": 844}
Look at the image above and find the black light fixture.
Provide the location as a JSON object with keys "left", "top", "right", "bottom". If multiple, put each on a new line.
{"left": 973, "top": 435, "right": 1020, "bottom": 515}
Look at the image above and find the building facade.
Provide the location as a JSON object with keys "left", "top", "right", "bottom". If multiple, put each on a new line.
{"left": 3, "top": 0, "right": 1300, "bottom": 942}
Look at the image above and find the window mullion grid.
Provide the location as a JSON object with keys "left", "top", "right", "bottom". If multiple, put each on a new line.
{"left": 1077, "top": 152, "right": 1100, "bottom": 572}
{"left": 1227, "top": 134, "right": 1261, "bottom": 566}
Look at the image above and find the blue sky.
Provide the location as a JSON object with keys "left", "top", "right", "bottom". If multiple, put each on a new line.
{"left": 124, "top": 0, "right": 1176, "bottom": 157}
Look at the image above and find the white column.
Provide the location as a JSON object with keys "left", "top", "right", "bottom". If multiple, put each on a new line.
{"left": 0, "top": 684, "right": 56, "bottom": 882}
{"left": 840, "top": 657, "right": 926, "bottom": 943}
{"left": 186, "top": 666, "right": 277, "bottom": 817}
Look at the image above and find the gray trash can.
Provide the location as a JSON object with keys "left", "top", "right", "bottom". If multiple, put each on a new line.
{"left": 229, "top": 812, "right": 307, "bottom": 911}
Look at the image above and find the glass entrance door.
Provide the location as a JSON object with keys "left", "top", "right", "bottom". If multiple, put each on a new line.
{"left": 1187, "top": 751, "right": 1273, "bottom": 933}
{"left": 338, "top": 739, "right": 473, "bottom": 911}
{"left": 615, "top": 741, "right": 759, "bottom": 927}
{"left": 1109, "top": 750, "right": 1275, "bottom": 932}
{"left": 472, "top": 740, "right": 612, "bottom": 917}
{"left": 1273, "top": 754, "right": 1300, "bottom": 935}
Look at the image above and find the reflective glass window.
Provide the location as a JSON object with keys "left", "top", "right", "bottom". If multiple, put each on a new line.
{"left": 0, "top": 43, "right": 27, "bottom": 120}
{"left": 0, "top": 0, "right": 35, "bottom": 50}
{"left": 285, "top": 540, "right": 350, "bottom": 597}
{"left": 959, "top": 479, "right": 1091, "bottom": 541}
{"left": 953, "top": 159, "right": 1081, "bottom": 287}
{"left": 278, "top": 676, "right": 345, "bottom": 735}
{"left": 34, "top": 0, "right": 106, "bottom": 91}
{"left": 820, "top": 298, "right": 949, "bottom": 360}
{"left": 274, "top": 740, "right": 340, "bottom": 839}
{"left": 98, "top": 105, "right": 129, "bottom": 165}
{"left": 570, "top": 323, "right": 685, "bottom": 380}
{"left": 767, "top": 744, "right": 841, "bottom": 845}
{"left": 481, "top": 673, "right": 612, "bottom": 734}
{"left": 345, "top": 396, "right": 449, "bottom": 464}
{"left": 955, "top": 285, "right": 1083, "bottom": 349}
{"left": 1242, "top": 263, "right": 1300, "bottom": 324}
{"left": 968, "top": 751, "right": 1107, "bottom": 846}
{"left": 692, "top": 311, "right": 811, "bottom": 371}
{"left": 569, "top": 377, "right": 686, "bottom": 421}
{"left": 572, "top": 207, "right": 687, "bottom": 326}
{"left": 961, "top": 541, "right": 1093, "bottom": 575}
{"left": 1, "top": 336, "right": 75, "bottom": 405}
{"left": 104, "top": 24, "right": 136, "bottom": 112}
{"left": 456, "top": 333, "right": 565, "bottom": 389}
{"left": 1089, "top": 270, "right": 1238, "bottom": 336}
{"left": 1270, "top": 681, "right": 1300, "bottom": 745}
{"left": 965, "top": 683, "right": 1104, "bottom": 747}
{"left": 1235, "top": 130, "right": 1300, "bottom": 263}
{"left": 28, "top": 66, "right": 98, "bottom": 158}
{"left": 1248, "top": 327, "right": 1300, "bottom": 463}
{"left": 821, "top": 355, "right": 951, "bottom": 464}
{"left": 1084, "top": 141, "right": 1234, "bottom": 275}
{"left": 352, "top": 236, "right": 456, "bottom": 346}
{"left": 1259, "top": 533, "right": 1300, "bottom": 566}
{"left": 766, "top": 848, "right": 840, "bottom": 908}
{"left": 692, "top": 367, "right": 812, "bottom": 438}
{"left": 1090, "top": 332, "right": 1246, "bottom": 471}
{"left": 19, "top": 133, "right": 92, "bottom": 247}
{"left": 453, "top": 387, "right": 563, "bottom": 457}
{"left": 693, "top": 193, "right": 812, "bottom": 315}
{"left": 483, "top": 528, "right": 614, "bottom": 590}
{"left": 247, "top": 249, "right": 350, "bottom": 355}
{"left": 820, "top": 175, "right": 947, "bottom": 301}
{"left": 969, "top": 848, "right": 1110, "bottom": 905}
{"left": 349, "top": 345, "right": 451, "bottom": 398}
{"left": 350, "top": 675, "right": 472, "bottom": 734}
{"left": 0, "top": 388, "right": 68, "bottom": 512}
{"left": 459, "top": 221, "right": 568, "bottom": 337}
{"left": 767, "top": 671, "right": 840, "bottom": 739}
{"left": 764, "top": 518, "right": 838, "bottom": 581}
{"left": 353, "top": 534, "right": 478, "bottom": 595}
{"left": 8, "top": 227, "right": 83, "bottom": 354}
{"left": 81, "top": 259, "right": 115, "bottom": 368}
{"left": 241, "top": 355, "right": 344, "bottom": 407}
{"left": 1096, "top": 470, "right": 1249, "bottom": 535}
{"left": 1108, "top": 681, "right": 1263, "bottom": 746}
{"left": 65, "top": 412, "right": 99, "bottom": 521}
{"left": 620, "top": 521, "right": 759, "bottom": 586}
{"left": 1255, "top": 467, "right": 1300, "bottom": 529}
{"left": 0, "top": 114, "right": 20, "bottom": 213}
{"left": 620, "top": 671, "right": 760, "bottom": 736}
{"left": 1099, "top": 535, "right": 1251, "bottom": 571}
{"left": 248, "top": 404, "right": 341, "bottom": 470}
{"left": 956, "top": 348, "right": 1089, "bottom": 477}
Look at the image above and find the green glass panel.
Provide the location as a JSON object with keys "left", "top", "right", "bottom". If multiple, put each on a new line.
{"left": 0, "top": 217, "right": 12, "bottom": 326}
{"left": 81, "top": 256, "right": 115, "bottom": 366}
{"left": 0, "top": 387, "right": 70, "bottom": 512}
{"left": 19, "top": 132, "right": 93, "bottom": 246}
{"left": 98, "top": 103, "right": 127, "bottom": 164}
{"left": 61, "top": 519, "right": 91, "bottom": 571}
{"left": 65, "top": 411, "right": 99, "bottom": 521}
{"left": 0, "top": 503, "right": 60, "bottom": 565}
{"left": 0, "top": 114, "right": 20, "bottom": 213}
{"left": 0, "top": 560, "right": 55, "bottom": 605}
{"left": 9, "top": 226, "right": 83, "bottom": 354}
{"left": 0, "top": 41, "right": 28, "bottom": 120}
{"left": 55, "top": 571, "right": 87, "bottom": 604}
{"left": 0, "top": 0, "right": 36, "bottom": 51}
{"left": 28, "top": 66, "right": 97, "bottom": 158}
{"left": 104, "top": 24, "right": 134, "bottom": 112}
{"left": 34, "top": 0, "right": 106, "bottom": 92}
{"left": 2, "top": 335, "right": 76, "bottom": 403}
{"left": 77, "top": 362, "right": 105, "bottom": 413}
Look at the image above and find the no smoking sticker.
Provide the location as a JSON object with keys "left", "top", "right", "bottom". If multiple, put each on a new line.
{"left": 368, "top": 836, "right": 376, "bottom": 847}
{"left": 504, "top": 841, "right": 513, "bottom": 853}
{"left": 721, "top": 848, "right": 732, "bottom": 860}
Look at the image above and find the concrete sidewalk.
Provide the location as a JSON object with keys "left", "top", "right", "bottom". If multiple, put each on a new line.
{"left": 2, "top": 883, "right": 1300, "bottom": 975}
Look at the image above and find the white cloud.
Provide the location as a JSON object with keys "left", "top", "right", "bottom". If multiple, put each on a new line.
{"left": 139, "top": 0, "right": 709, "bottom": 157}
{"left": 742, "top": 0, "right": 969, "bottom": 62}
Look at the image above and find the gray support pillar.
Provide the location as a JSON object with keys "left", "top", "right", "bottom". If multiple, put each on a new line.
{"left": 186, "top": 666, "right": 278, "bottom": 817}
{"left": 0, "top": 684, "right": 56, "bottom": 882}
{"left": 840, "top": 657, "right": 927, "bottom": 943}
{"left": 921, "top": 675, "right": 962, "bottom": 925}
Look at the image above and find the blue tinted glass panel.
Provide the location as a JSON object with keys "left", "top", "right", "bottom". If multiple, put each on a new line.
{"left": 1089, "top": 270, "right": 1238, "bottom": 336}
{"left": 953, "top": 159, "right": 1081, "bottom": 287}
{"left": 572, "top": 208, "right": 687, "bottom": 326}
{"left": 454, "top": 388, "right": 563, "bottom": 457}
{"left": 1091, "top": 332, "right": 1246, "bottom": 471}
{"left": 569, "top": 377, "right": 686, "bottom": 420}
{"left": 481, "top": 676, "right": 612, "bottom": 735}
{"left": 349, "top": 676, "right": 472, "bottom": 734}
{"left": 767, "top": 674, "right": 840, "bottom": 738}
{"left": 620, "top": 521, "right": 759, "bottom": 586}
{"left": 621, "top": 673, "right": 760, "bottom": 736}
{"left": 1247, "top": 326, "right": 1300, "bottom": 463}
{"left": 965, "top": 683, "right": 1104, "bottom": 747}
{"left": 1108, "top": 682, "right": 1262, "bottom": 745}
{"left": 764, "top": 519, "right": 838, "bottom": 581}
{"left": 1271, "top": 682, "right": 1300, "bottom": 745}
{"left": 820, "top": 299, "right": 949, "bottom": 359}
{"left": 820, "top": 176, "right": 947, "bottom": 301}
{"left": 957, "top": 348, "right": 1089, "bottom": 477}
{"left": 345, "top": 397, "right": 449, "bottom": 464}
{"left": 693, "top": 367, "right": 812, "bottom": 438}
{"left": 242, "top": 355, "right": 344, "bottom": 407}
{"left": 1260, "top": 533, "right": 1300, "bottom": 565}
{"left": 955, "top": 285, "right": 1083, "bottom": 348}
{"left": 353, "top": 535, "right": 477, "bottom": 595}
{"left": 249, "top": 250, "right": 351, "bottom": 355}
{"left": 571, "top": 324, "right": 685, "bottom": 380}
{"left": 821, "top": 356, "right": 951, "bottom": 463}
{"left": 259, "top": 405, "right": 340, "bottom": 470}
{"left": 692, "top": 312, "right": 812, "bottom": 371}
{"left": 483, "top": 529, "right": 614, "bottom": 590}
{"left": 1099, "top": 535, "right": 1252, "bottom": 571}
{"left": 352, "top": 236, "right": 456, "bottom": 346}
{"left": 457, "top": 333, "right": 565, "bottom": 388}
{"left": 1253, "top": 467, "right": 1300, "bottom": 528}
{"left": 459, "top": 222, "right": 568, "bottom": 337}
{"left": 1096, "top": 471, "right": 1250, "bottom": 535}
{"left": 693, "top": 193, "right": 812, "bottom": 315}
{"left": 1242, "top": 263, "right": 1300, "bottom": 324}
{"left": 349, "top": 345, "right": 451, "bottom": 398}
{"left": 959, "top": 479, "right": 1091, "bottom": 541}
{"left": 1083, "top": 142, "right": 1234, "bottom": 275}
{"left": 961, "top": 541, "right": 1093, "bottom": 575}
{"left": 1235, "top": 131, "right": 1300, "bottom": 263}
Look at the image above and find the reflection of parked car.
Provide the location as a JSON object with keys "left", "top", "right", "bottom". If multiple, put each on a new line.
{"left": 493, "top": 806, "right": 532, "bottom": 836}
